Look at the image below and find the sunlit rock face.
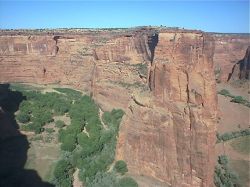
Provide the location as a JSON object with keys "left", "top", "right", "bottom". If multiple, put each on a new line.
{"left": 117, "top": 31, "right": 217, "bottom": 187}
{"left": 212, "top": 34, "right": 249, "bottom": 82}
{"left": 0, "top": 28, "right": 218, "bottom": 187}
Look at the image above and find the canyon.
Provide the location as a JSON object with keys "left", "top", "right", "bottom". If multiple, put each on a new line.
{"left": 0, "top": 27, "right": 249, "bottom": 187}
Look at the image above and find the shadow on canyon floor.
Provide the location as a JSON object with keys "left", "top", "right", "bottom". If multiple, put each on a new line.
{"left": 0, "top": 84, "right": 54, "bottom": 187}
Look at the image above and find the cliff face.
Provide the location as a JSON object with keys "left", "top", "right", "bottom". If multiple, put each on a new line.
{"left": 0, "top": 28, "right": 217, "bottom": 187}
{"left": 228, "top": 46, "right": 250, "bottom": 81}
{"left": 117, "top": 32, "right": 217, "bottom": 187}
{"left": 212, "top": 34, "right": 249, "bottom": 82}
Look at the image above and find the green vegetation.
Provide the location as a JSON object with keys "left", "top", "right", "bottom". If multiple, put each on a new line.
{"left": 53, "top": 159, "right": 75, "bottom": 187}
{"left": 132, "top": 63, "right": 148, "bottom": 77}
{"left": 218, "top": 89, "right": 250, "bottom": 107}
{"left": 10, "top": 84, "right": 137, "bottom": 187}
{"left": 218, "top": 89, "right": 231, "bottom": 97}
{"left": 114, "top": 160, "right": 128, "bottom": 175}
{"left": 118, "top": 177, "right": 138, "bottom": 187}
{"left": 45, "top": 128, "right": 55, "bottom": 134}
{"left": 230, "top": 135, "right": 250, "bottom": 155}
{"left": 214, "top": 155, "right": 239, "bottom": 187}
{"left": 111, "top": 81, "right": 149, "bottom": 91}
{"left": 13, "top": 90, "right": 71, "bottom": 134}
{"left": 55, "top": 120, "right": 66, "bottom": 128}
{"left": 86, "top": 172, "right": 118, "bottom": 187}
{"left": 216, "top": 129, "right": 250, "bottom": 143}
{"left": 16, "top": 112, "right": 30, "bottom": 123}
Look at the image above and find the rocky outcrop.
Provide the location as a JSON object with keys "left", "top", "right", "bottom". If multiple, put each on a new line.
{"left": 0, "top": 28, "right": 218, "bottom": 187}
{"left": 212, "top": 34, "right": 249, "bottom": 82}
{"left": 228, "top": 46, "right": 250, "bottom": 81}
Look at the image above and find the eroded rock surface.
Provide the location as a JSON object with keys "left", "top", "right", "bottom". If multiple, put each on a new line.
{"left": 0, "top": 28, "right": 218, "bottom": 187}
{"left": 212, "top": 34, "right": 249, "bottom": 82}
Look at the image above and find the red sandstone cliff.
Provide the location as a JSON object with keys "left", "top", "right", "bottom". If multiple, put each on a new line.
{"left": 0, "top": 28, "right": 218, "bottom": 187}
{"left": 212, "top": 34, "right": 249, "bottom": 82}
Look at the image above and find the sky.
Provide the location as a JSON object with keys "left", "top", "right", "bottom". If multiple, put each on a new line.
{"left": 0, "top": 0, "right": 249, "bottom": 33}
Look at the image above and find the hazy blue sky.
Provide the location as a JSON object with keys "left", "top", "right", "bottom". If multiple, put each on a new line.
{"left": 0, "top": 1, "right": 249, "bottom": 33}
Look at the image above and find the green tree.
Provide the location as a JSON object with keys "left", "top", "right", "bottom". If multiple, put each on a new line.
{"left": 114, "top": 160, "right": 128, "bottom": 175}
{"left": 16, "top": 112, "right": 30, "bottom": 123}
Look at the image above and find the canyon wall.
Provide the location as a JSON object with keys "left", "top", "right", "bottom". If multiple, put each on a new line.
{"left": 212, "top": 34, "right": 249, "bottom": 82}
{"left": 0, "top": 28, "right": 218, "bottom": 187}
{"left": 228, "top": 46, "right": 250, "bottom": 81}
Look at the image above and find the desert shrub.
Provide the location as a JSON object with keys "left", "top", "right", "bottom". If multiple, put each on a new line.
{"left": 16, "top": 112, "right": 30, "bottom": 123}
{"left": 55, "top": 120, "right": 66, "bottom": 128}
{"left": 218, "top": 89, "right": 230, "bottom": 96}
{"left": 218, "top": 89, "right": 250, "bottom": 108}
{"left": 114, "top": 160, "right": 128, "bottom": 175}
{"left": 216, "top": 129, "right": 250, "bottom": 143}
{"left": 230, "top": 96, "right": 245, "bottom": 104}
{"left": 118, "top": 177, "right": 138, "bottom": 187}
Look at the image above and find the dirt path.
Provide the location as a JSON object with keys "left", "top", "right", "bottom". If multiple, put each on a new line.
{"left": 82, "top": 127, "right": 89, "bottom": 137}
{"left": 99, "top": 108, "right": 108, "bottom": 130}
{"left": 73, "top": 168, "right": 83, "bottom": 187}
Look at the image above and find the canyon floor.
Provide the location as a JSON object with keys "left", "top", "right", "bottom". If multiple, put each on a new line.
{"left": 216, "top": 82, "right": 250, "bottom": 187}
{"left": 1, "top": 81, "right": 248, "bottom": 187}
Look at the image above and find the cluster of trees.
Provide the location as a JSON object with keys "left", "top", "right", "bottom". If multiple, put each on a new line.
{"left": 15, "top": 91, "right": 71, "bottom": 134}
{"left": 216, "top": 129, "right": 250, "bottom": 143}
{"left": 53, "top": 92, "right": 136, "bottom": 186}
{"left": 86, "top": 172, "right": 138, "bottom": 187}
{"left": 53, "top": 159, "right": 75, "bottom": 187}
{"left": 218, "top": 89, "right": 250, "bottom": 108}
{"left": 214, "top": 155, "right": 239, "bottom": 187}
{"left": 10, "top": 84, "right": 137, "bottom": 187}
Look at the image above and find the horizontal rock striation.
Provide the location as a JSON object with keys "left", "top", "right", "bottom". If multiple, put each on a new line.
{"left": 0, "top": 28, "right": 218, "bottom": 187}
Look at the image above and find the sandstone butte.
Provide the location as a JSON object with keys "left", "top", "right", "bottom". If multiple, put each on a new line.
{"left": 0, "top": 27, "right": 248, "bottom": 187}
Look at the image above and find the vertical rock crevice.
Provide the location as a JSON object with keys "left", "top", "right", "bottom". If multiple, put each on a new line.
{"left": 148, "top": 32, "right": 159, "bottom": 64}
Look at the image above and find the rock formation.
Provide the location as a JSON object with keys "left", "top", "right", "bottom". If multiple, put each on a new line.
{"left": 212, "top": 34, "right": 249, "bottom": 82}
{"left": 228, "top": 46, "right": 250, "bottom": 81}
{"left": 0, "top": 28, "right": 218, "bottom": 187}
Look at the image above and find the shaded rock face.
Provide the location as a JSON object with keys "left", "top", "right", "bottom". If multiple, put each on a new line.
{"left": 0, "top": 84, "right": 54, "bottom": 187}
{"left": 228, "top": 46, "right": 250, "bottom": 81}
{"left": 212, "top": 34, "right": 249, "bottom": 82}
{"left": 0, "top": 29, "right": 217, "bottom": 187}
